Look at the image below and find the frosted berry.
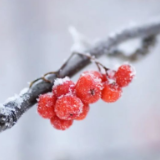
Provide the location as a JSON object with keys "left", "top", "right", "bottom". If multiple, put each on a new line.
{"left": 55, "top": 95, "right": 83, "bottom": 120}
{"left": 50, "top": 116, "right": 73, "bottom": 130}
{"left": 53, "top": 77, "right": 75, "bottom": 97}
{"left": 75, "top": 103, "right": 90, "bottom": 120}
{"left": 37, "top": 93, "right": 56, "bottom": 119}
{"left": 115, "top": 64, "right": 135, "bottom": 87}
{"left": 101, "top": 74, "right": 108, "bottom": 82}
{"left": 101, "top": 82, "right": 122, "bottom": 103}
{"left": 76, "top": 71, "right": 102, "bottom": 103}
{"left": 83, "top": 70, "right": 103, "bottom": 81}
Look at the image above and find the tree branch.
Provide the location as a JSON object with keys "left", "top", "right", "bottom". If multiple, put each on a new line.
{"left": 0, "top": 20, "right": 160, "bottom": 132}
{"left": 108, "top": 35, "right": 157, "bottom": 61}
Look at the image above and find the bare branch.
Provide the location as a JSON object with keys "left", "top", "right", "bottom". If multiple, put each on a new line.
{"left": 0, "top": 20, "right": 160, "bottom": 132}
{"left": 108, "top": 35, "right": 157, "bottom": 61}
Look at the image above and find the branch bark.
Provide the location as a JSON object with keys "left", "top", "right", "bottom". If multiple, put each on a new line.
{"left": 0, "top": 20, "right": 160, "bottom": 132}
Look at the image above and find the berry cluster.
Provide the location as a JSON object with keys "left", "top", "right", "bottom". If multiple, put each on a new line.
{"left": 37, "top": 64, "right": 135, "bottom": 130}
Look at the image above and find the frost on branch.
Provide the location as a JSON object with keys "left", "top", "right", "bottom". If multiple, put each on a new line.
{"left": 0, "top": 87, "right": 29, "bottom": 130}
{"left": 53, "top": 77, "right": 70, "bottom": 87}
{"left": 5, "top": 88, "right": 29, "bottom": 108}
{"left": 0, "top": 104, "right": 11, "bottom": 126}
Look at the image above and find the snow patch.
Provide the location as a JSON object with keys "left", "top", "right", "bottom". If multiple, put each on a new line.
{"left": 130, "top": 65, "right": 136, "bottom": 76}
{"left": 54, "top": 77, "right": 70, "bottom": 87}
{"left": 118, "top": 38, "right": 141, "bottom": 56}
{"left": 0, "top": 103, "right": 14, "bottom": 119}
{"left": 0, "top": 104, "right": 5, "bottom": 112}
{"left": 20, "top": 87, "right": 29, "bottom": 95}
{"left": 5, "top": 94, "right": 19, "bottom": 103}
{"left": 114, "top": 62, "right": 136, "bottom": 78}
{"left": 4, "top": 87, "right": 30, "bottom": 109}
{"left": 122, "top": 62, "right": 136, "bottom": 76}
{"left": 16, "top": 97, "right": 24, "bottom": 109}
{"left": 108, "top": 79, "right": 116, "bottom": 84}
{"left": 46, "top": 92, "right": 53, "bottom": 96}
{"left": 5, "top": 95, "right": 25, "bottom": 109}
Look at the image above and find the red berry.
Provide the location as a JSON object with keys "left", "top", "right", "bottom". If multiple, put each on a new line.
{"left": 76, "top": 71, "right": 103, "bottom": 103}
{"left": 50, "top": 116, "right": 73, "bottom": 130}
{"left": 83, "top": 70, "right": 103, "bottom": 81}
{"left": 55, "top": 95, "right": 83, "bottom": 120}
{"left": 75, "top": 103, "right": 90, "bottom": 120}
{"left": 53, "top": 77, "right": 75, "bottom": 97}
{"left": 101, "top": 82, "right": 122, "bottom": 103}
{"left": 115, "top": 64, "right": 135, "bottom": 87}
{"left": 101, "top": 74, "right": 108, "bottom": 82}
{"left": 37, "top": 93, "right": 56, "bottom": 119}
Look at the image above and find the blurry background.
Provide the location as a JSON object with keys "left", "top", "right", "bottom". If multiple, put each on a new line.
{"left": 0, "top": 0, "right": 160, "bottom": 160}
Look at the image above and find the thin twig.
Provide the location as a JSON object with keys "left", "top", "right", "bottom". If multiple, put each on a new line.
{"left": 108, "top": 35, "right": 157, "bottom": 61}
{"left": 0, "top": 20, "right": 160, "bottom": 132}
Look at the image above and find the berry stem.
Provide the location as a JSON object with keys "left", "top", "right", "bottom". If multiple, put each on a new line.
{"left": 74, "top": 52, "right": 110, "bottom": 72}
{"left": 30, "top": 52, "right": 109, "bottom": 88}
{"left": 29, "top": 71, "right": 58, "bottom": 88}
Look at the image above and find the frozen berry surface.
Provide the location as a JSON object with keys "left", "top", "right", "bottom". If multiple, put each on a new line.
{"left": 52, "top": 77, "right": 75, "bottom": 97}
{"left": 76, "top": 71, "right": 102, "bottom": 103}
{"left": 50, "top": 116, "right": 73, "bottom": 130}
{"left": 101, "top": 82, "right": 122, "bottom": 103}
{"left": 55, "top": 95, "right": 83, "bottom": 120}
{"left": 75, "top": 103, "right": 90, "bottom": 120}
{"left": 83, "top": 70, "right": 103, "bottom": 81}
{"left": 115, "top": 64, "right": 135, "bottom": 87}
{"left": 37, "top": 93, "right": 56, "bottom": 119}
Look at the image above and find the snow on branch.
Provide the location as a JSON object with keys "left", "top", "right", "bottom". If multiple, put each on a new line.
{"left": 0, "top": 20, "right": 160, "bottom": 132}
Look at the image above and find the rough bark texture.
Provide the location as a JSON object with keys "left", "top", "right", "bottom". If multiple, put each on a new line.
{"left": 0, "top": 20, "right": 160, "bottom": 132}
